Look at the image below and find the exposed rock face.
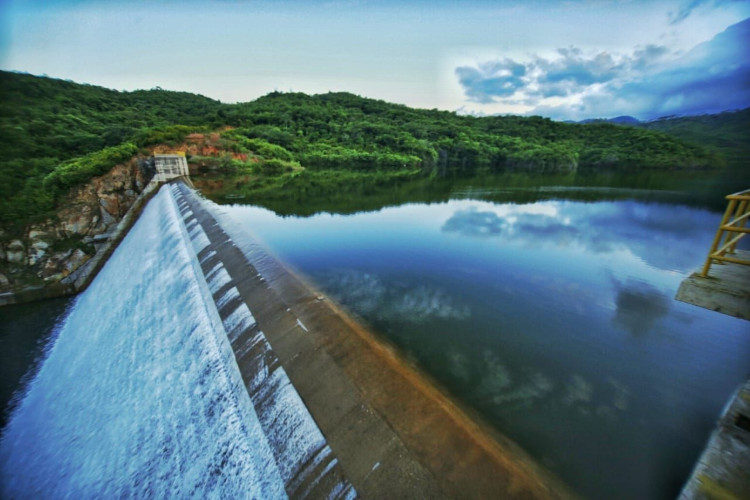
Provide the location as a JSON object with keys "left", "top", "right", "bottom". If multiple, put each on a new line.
{"left": 0, "top": 157, "right": 151, "bottom": 294}
{"left": 62, "top": 249, "right": 90, "bottom": 276}
{"left": 39, "top": 250, "right": 72, "bottom": 280}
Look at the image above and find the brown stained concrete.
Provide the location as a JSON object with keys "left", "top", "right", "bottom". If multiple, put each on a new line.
{"left": 175, "top": 181, "right": 576, "bottom": 499}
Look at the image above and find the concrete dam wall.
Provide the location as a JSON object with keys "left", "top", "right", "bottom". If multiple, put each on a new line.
{"left": 1, "top": 180, "right": 573, "bottom": 498}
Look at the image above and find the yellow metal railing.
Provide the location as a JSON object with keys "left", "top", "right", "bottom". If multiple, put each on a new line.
{"left": 701, "top": 188, "right": 750, "bottom": 277}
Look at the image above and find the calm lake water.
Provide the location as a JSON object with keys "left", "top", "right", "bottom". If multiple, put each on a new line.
{"left": 2, "top": 172, "right": 748, "bottom": 499}
{"left": 215, "top": 177, "right": 750, "bottom": 500}
{"left": 0, "top": 297, "right": 72, "bottom": 428}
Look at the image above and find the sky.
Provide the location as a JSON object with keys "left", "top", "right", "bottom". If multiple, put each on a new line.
{"left": 1, "top": 0, "right": 749, "bottom": 120}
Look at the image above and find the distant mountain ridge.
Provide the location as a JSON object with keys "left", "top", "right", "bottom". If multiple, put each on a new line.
{"left": 637, "top": 108, "right": 750, "bottom": 159}
{"left": 575, "top": 116, "right": 641, "bottom": 125}
{"left": 573, "top": 108, "right": 749, "bottom": 126}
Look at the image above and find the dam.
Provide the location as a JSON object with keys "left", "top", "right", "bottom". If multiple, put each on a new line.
{"left": 0, "top": 180, "right": 570, "bottom": 498}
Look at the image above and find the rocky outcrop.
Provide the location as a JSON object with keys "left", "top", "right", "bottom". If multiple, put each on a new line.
{"left": 0, "top": 157, "right": 152, "bottom": 297}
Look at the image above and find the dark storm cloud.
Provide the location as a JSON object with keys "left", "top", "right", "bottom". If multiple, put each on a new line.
{"left": 455, "top": 18, "right": 750, "bottom": 120}
{"left": 606, "top": 18, "right": 750, "bottom": 117}
{"left": 670, "top": 0, "right": 715, "bottom": 24}
{"left": 630, "top": 44, "right": 670, "bottom": 71}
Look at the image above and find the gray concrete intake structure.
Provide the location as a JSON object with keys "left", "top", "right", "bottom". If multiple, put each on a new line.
{"left": 165, "top": 179, "right": 574, "bottom": 498}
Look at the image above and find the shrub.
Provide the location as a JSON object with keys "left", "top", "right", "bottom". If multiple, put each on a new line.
{"left": 259, "top": 158, "right": 300, "bottom": 175}
{"left": 43, "top": 142, "right": 138, "bottom": 193}
{"left": 132, "top": 125, "right": 204, "bottom": 147}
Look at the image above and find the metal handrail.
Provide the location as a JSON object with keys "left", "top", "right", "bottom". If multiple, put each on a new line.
{"left": 701, "top": 188, "right": 750, "bottom": 277}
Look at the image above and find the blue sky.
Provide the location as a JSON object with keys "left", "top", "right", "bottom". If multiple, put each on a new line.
{"left": 1, "top": 0, "right": 748, "bottom": 120}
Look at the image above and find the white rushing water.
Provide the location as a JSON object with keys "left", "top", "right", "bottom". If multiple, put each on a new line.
{"left": 0, "top": 187, "right": 288, "bottom": 498}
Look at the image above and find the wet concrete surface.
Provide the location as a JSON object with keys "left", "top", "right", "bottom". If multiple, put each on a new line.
{"left": 172, "top": 180, "right": 575, "bottom": 499}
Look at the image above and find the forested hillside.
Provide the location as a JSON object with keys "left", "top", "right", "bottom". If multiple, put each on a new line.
{"left": 225, "top": 91, "right": 720, "bottom": 172}
{"left": 0, "top": 71, "right": 735, "bottom": 230}
{"left": 638, "top": 109, "right": 750, "bottom": 161}
{"left": 0, "top": 72, "right": 223, "bottom": 161}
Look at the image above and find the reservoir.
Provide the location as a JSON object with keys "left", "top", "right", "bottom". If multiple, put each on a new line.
{"left": 2, "top": 173, "right": 748, "bottom": 499}
{"left": 213, "top": 176, "right": 750, "bottom": 500}
{"left": 0, "top": 297, "right": 72, "bottom": 429}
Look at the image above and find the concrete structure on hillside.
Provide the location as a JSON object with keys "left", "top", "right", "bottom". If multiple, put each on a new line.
{"left": 153, "top": 154, "right": 189, "bottom": 182}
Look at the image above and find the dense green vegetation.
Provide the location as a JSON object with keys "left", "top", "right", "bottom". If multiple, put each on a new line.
{"left": 0, "top": 72, "right": 224, "bottom": 229}
{"left": 1, "top": 70, "right": 741, "bottom": 232}
{"left": 0, "top": 72, "right": 223, "bottom": 161}
{"left": 637, "top": 108, "right": 750, "bottom": 162}
{"left": 225, "top": 91, "right": 718, "bottom": 173}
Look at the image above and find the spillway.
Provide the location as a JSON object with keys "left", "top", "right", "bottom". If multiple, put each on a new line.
{"left": 0, "top": 184, "right": 352, "bottom": 498}
{"left": 2, "top": 180, "right": 573, "bottom": 499}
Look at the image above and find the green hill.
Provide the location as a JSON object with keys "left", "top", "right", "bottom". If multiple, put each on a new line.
{"left": 0, "top": 71, "right": 224, "bottom": 162}
{"left": 0, "top": 71, "right": 734, "bottom": 230}
{"left": 225, "top": 91, "right": 718, "bottom": 173}
{"left": 638, "top": 109, "right": 750, "bottom": 162}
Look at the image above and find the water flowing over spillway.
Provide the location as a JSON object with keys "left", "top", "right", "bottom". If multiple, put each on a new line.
{"left": 0, "top": 185, "right": 352, "bottom": 498}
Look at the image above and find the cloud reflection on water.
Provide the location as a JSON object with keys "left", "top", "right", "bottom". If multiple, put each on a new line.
{"left": 311, "top": 269, "right": 470, "bottom": 323}
{"left": 612, "top": 279, "right": 671, "bottom": 336}
{"left": 441, "top": 201, "right": 718, "bottom": 273}
{"left": 454, "top": 349, "right": 631, "bottom": 419}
